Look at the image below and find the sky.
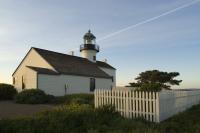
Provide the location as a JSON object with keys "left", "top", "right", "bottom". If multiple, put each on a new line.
{"left": 0, "top": 0, "right": 200, "bottom": 89}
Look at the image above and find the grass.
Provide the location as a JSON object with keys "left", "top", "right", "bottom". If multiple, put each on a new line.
{"left": 158, "top": 104, "right": 200, "bottom": 133}
{"left": 0, "top": 94, "right": 200, "bottom": 133}
{"left": 52, "top": 93, "right": 94, "bottom": 105}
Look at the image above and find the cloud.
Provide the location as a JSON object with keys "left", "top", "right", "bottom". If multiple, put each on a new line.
{"left": 97, "top": 0, "right": 200, "bottom": 42}
{"left": 97, "top": 10, "right": 200, "bottom": 52}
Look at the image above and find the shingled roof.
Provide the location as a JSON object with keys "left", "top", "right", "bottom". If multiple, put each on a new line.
{"left": 96, "top": 61, "right": 116, "bottom": 70}
{"left": 26, "top": 66, "right": 59, "bottom": 75}
{"left": 32, "top": 47, "right": 115, "bottom": 78}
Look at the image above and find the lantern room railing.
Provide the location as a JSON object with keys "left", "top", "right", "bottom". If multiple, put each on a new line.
{"left": 80, "top": 44, "right": 99, "bottom": 52}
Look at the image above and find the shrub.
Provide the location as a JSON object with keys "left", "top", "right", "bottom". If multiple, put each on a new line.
{"left": 54, "top": 103, "right": 93, "bottom": 112}
{"left": 1, "top": 103, "right": 200, "bottom": 133}
{"left": 0, "top": 83, "right": 17, "bottom": 100}
{"left": 70, "top": 97, "right": 88, "bottom": 104}
{"left": 15, "top": 89, "right": 54, "bottom": 104}
{"left": 53, "top": 93, "right": 94, "bottom": 105}
{"left": 0, "top": 104, "right": 158, "bottom": 133}
{"left": 138, "top": 83, "right": 162, "bottom": 92}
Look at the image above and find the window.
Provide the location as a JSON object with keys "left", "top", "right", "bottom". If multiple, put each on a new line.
{"left": 111, "top": 76, "right": 114, "bottom": 82}
{"left": 90, "top": 78, "right": 95, "bottom": 92}
{"left": 93, "top": 56, "right": 96, "bottom": 61}
{"left": 22, "top": 76, "right": 25, "bottom": 90}
{"left": 13, "top": 77, "right": 15, "bottom": 85}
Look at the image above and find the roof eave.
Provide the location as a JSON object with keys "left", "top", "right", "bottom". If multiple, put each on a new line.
{"left": 38, "top": 72, "right": 112, "bottom": 79}
{"left": 12, "top": 48, "right": 34, "bottom": 76}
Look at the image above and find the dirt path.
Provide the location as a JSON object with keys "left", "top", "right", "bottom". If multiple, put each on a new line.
{"left": 0, "top": 101, "right": 54, "bottom": 119}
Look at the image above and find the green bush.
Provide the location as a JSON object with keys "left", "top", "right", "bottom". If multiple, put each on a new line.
{"left": 54, "top": 103, "right": 93, "bottom": 112}
{"left": 15, "top": 89, "right": 54, "bottom": 104}
{"left": 53, "top": 93, "right": 94, "bottom": 105}
{"left": 139, "top": 83, "right": 162, "bottom": 92}
{"left": 0, "top": 104, "right": 125, "bottom": 133}
{"left": 1, "top": 104, "right": 200, "bottom": 133}
{"left": 0, "top": 83, "right": 17, "bottom": 100}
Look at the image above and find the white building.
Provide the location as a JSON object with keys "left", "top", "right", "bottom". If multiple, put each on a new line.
{"left": 12, "top": 30, "right": 116, "bottom": 96}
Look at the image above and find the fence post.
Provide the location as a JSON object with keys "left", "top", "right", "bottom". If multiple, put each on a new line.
{"left": 155, "top": 92, "right": 160, "bottom": 122}
{"left": 149, "top": 92, "right": 152, "bottom": 122}
{"left": 145, "top": 91, "right": 149, "bottom": 121}
{"left": 139, "top": 91, "right": 142, "bottom": 117}
{"left": 94, "top": 89, "right": 97, "bottom": 108}
{"left": 135, "top": 91, "right": 138, "bottom": 117}
{"left": 125, "top": 91, "right": 129, "bottom": 118}
{"left": 129, "top": 91, "right": 133, "bottom": 119}
{"left": 142, "top": 91, "right": 145, "bottom": 118}
{"left": 132, "top": 91, "right": 135, "bottom": 118}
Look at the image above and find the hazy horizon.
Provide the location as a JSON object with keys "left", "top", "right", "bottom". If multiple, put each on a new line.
{"left": 0, "top": 0, "right": 200, "bottom": 89}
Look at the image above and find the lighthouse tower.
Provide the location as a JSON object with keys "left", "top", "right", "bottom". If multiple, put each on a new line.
{"left": 80, "top": 30, "right": 99, "bottom": 62}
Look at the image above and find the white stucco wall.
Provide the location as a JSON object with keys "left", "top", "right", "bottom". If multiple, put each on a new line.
{"left": 38, "top": 74, "right": 112, "bottom": 96}
{"left": 99, "top": 67, "right": 116, "bottom": 87}
{"left": 12, "top": 48, "right": 55, "bottom": 91}
{"left": 23, "top": 68, "right": 37, "bottom": 90}
{"left": 80, "top": 50, "right": 97, "bottom": 62}
{"left": 13, "top": 67, "right": 37, "bottom": 91}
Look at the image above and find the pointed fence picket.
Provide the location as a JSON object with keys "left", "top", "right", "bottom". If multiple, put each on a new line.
{"left": 94, "top": 89, "right": 200, "bottom": 123}
{"left": 94, "top": 89, "right": 159, "bottom": 122}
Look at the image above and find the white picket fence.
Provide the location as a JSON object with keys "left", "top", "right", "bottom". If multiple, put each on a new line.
{"left": 94, "top": 89, "right": 200, "bottom": 122}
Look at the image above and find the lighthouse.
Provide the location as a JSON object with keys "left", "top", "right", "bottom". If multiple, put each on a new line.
{"left": 80, "top": 30, "right": 99, "bottom": 62}
{"left": 12, "top": 29, "right": 116, "bottom": 94}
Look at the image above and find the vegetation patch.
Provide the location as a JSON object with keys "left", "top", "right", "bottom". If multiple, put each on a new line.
{"left": 15, "top": 89, "right": 54, "bottom": 104}
{"left": 0, "top": 102, "right": 200, "bottom": 133}
{"left": 0, "top": 84, "right": 17, "bottom": 100}
{"left": 127, "top": 70, "right": 182, "bottom": 91}
{"left": 53, "top": 93, "right": 94, "bottom": 105}
{"left": 1, "top": 91, "right": 200, "bottom": 133}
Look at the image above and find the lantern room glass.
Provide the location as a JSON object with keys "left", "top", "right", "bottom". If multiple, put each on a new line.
{"left": 84, "top": 38, "right": 96, "bottom": 44}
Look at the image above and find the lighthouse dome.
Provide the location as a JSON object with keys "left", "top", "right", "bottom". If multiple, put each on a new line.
{"left": 83, "top": 30, "right": 96, "bottom": 40}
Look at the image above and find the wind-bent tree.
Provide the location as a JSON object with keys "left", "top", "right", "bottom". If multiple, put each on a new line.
{"left": 127, "top": 70, "right": 182, "bottom": 91}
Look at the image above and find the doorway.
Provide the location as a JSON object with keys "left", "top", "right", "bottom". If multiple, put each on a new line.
{"left": 90, "top": 78, "right": 95, "bottom": 92}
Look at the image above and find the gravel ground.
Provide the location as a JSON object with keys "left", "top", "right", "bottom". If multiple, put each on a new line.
{"left": 0, "top": 101, "right": 54, "bottom": 119}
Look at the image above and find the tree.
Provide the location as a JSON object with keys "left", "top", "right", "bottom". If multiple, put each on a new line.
{"left": 127, "top": 70, "right": 182, "bottom": 91}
